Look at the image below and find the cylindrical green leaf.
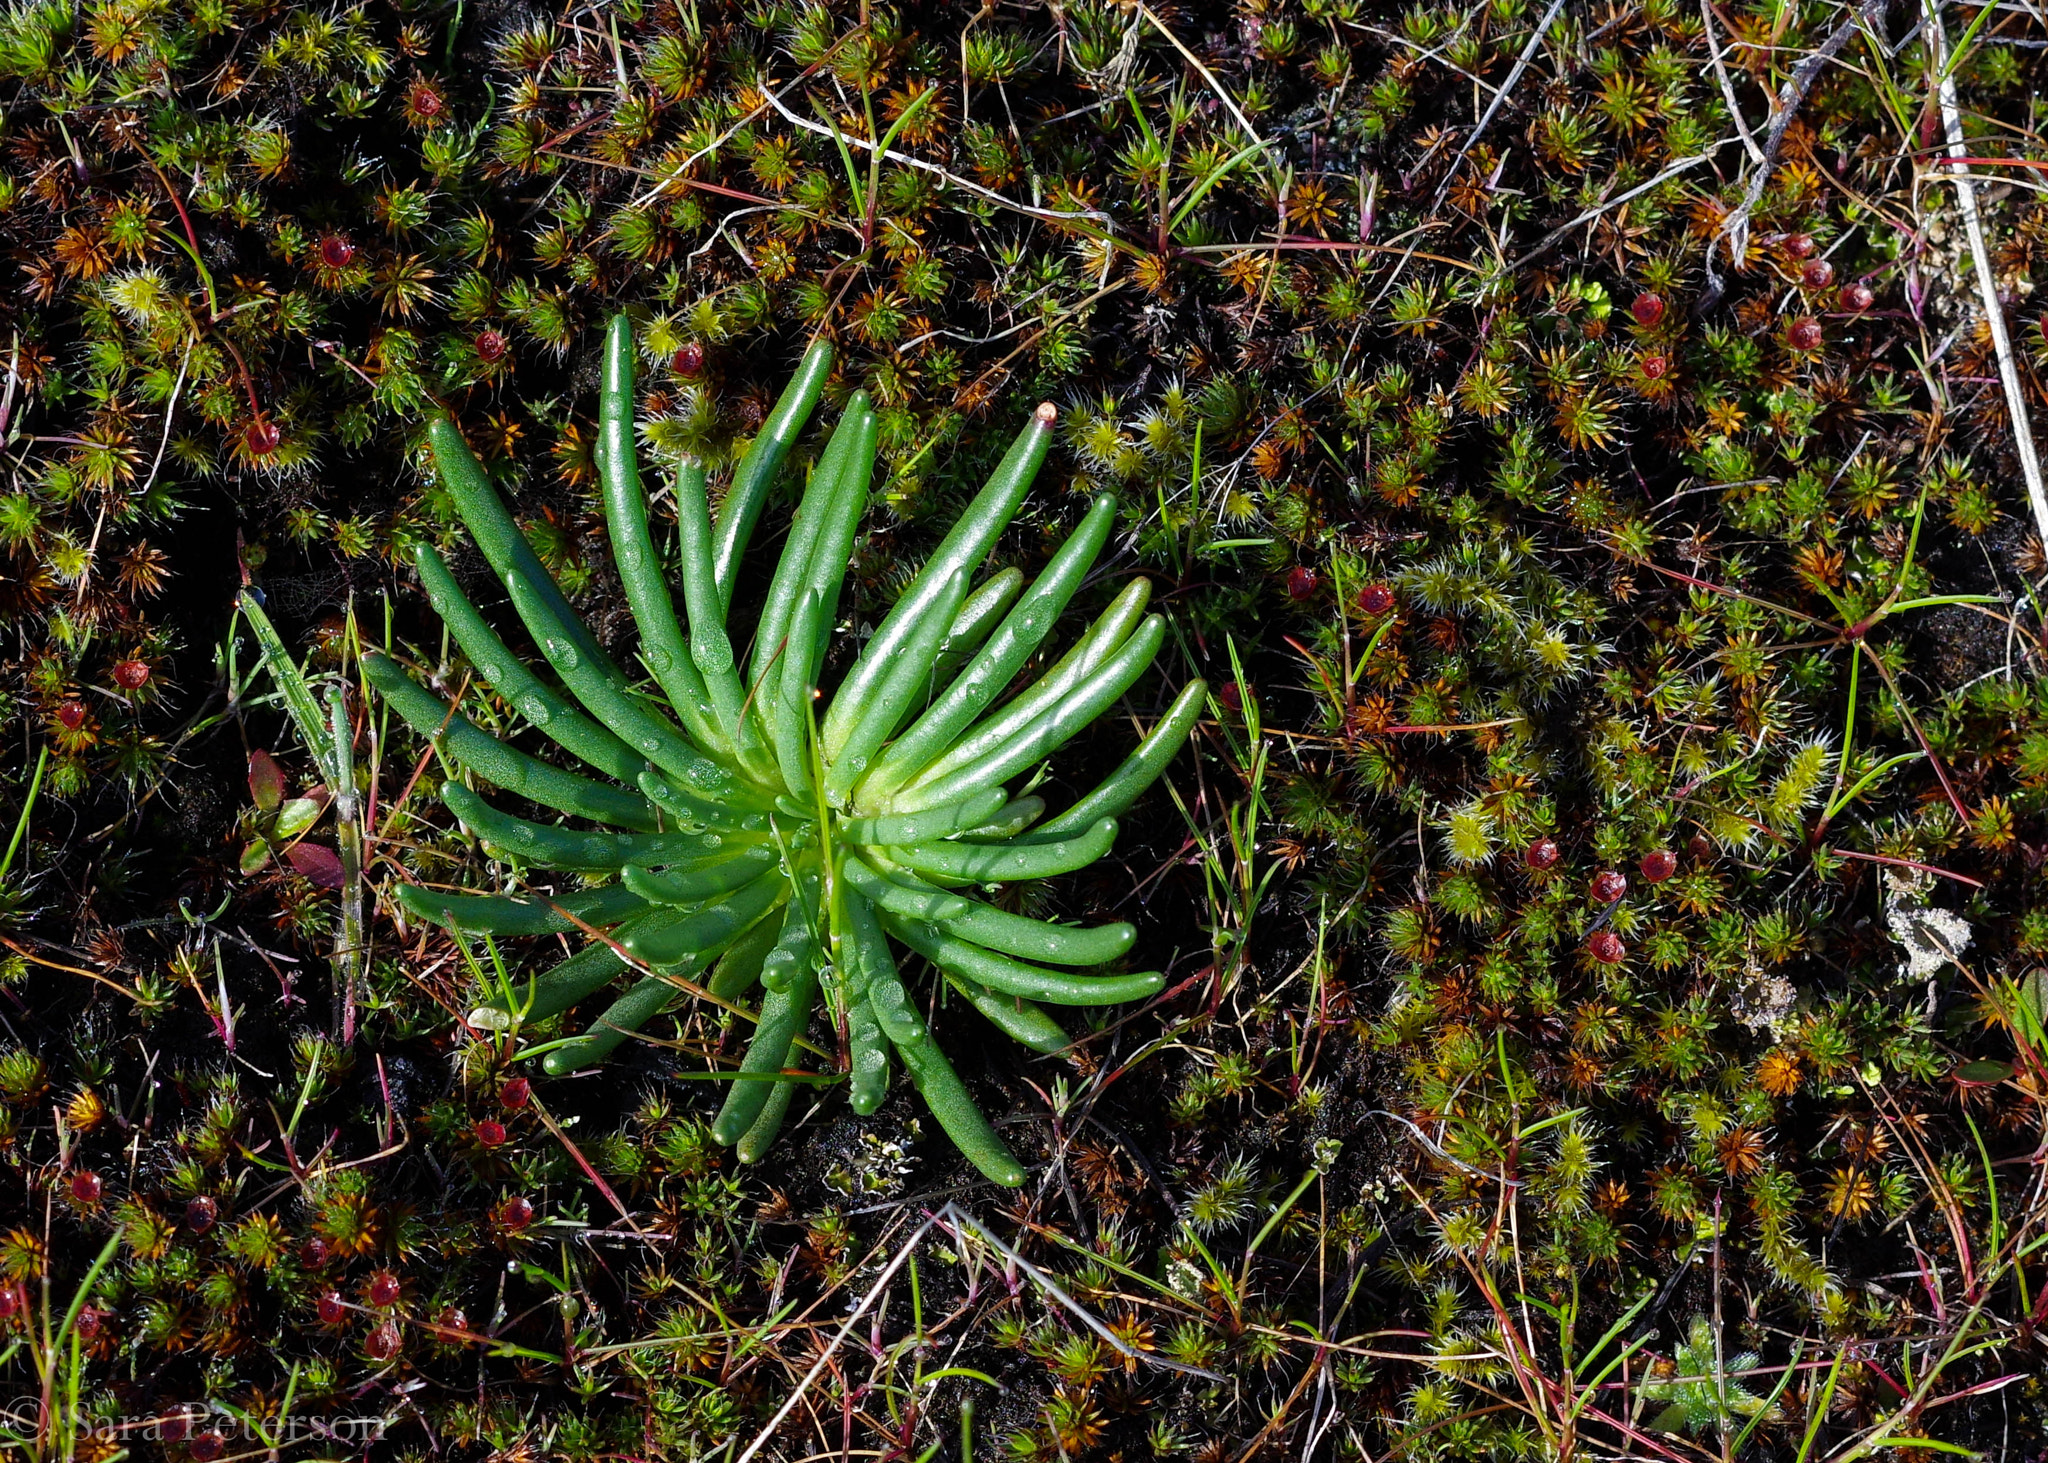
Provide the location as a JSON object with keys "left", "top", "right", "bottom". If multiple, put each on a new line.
{"left": 617, "top": 869, "right": 790, "bottom": 968}
{"left": 839, "top": 787, "right": 1008, "bottom": 848}
{"left": 443, "top": 781, "right": 752, "bottom": 871}
{"left": 541, "top": 972, "right": 681, "bottom": 1074}
{"left": 428, "top": 416, "right": 625, "bottom": 691}
{"left": 898, "top": 578, "right": 1151, "bottom": 797}
{"left": 898, "top": 616, "right": 1167, "bottom": 812}
{"left": 598, "top": 315, "right": 724, "bottom": 752}
{"left": 839, "top": 851, "right": 972, "bottom": 922}
{"left": 883, "top": 817, "right": 1118, "bottom": 884}
{"left": 1033, "top": 679, "right": 1206, "bottom": 840}
{"left": 408, "top": 550, "right": 649, "bottom": 790}
{"left": 714, "top": 337, "right": 834, "bottom": 614}
{"left": 395, "top": 880, "right": 649, "bottom": 936}
{"left": 712, "top": 923, "right": 819, "bottom": 1146}
{"left": 823, "top": 402, "right": 1058, "bottom": 760}
{"left": 882, "top": 911, "right": 1163, "bottom": 1007}
{"left": 860, "top": 494, "right": 1118, "bottom": 801}
{"left": 622, "top": 844, "right": 780, "bottom": 906}
{"left": 948, "top": 977, "right": 1070, "bottom": 1054}
{"left": 365, "top": 651, "right": 658, "bottom": 830}
{"left": 751, "top": 395, "right": 870, "bottom": 703}
{"left": 822, "top": 570, "right": 969, "bottom": 807}
{"left": 891, "top": 1028, "right": 1025, "bottom": 1187}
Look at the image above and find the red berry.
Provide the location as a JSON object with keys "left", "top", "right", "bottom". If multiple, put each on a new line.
{"left": 671, "top": 342, "right": 705, "bottom": 377}
{"left": 1523, "top": 838, "right": 1560, "bottom": 871}
{"left": 1216, "top": 681, "right": 1242, "bottom": 713}
{"left": 367, "top": 1270, "right": 402, "bottom": 1307}
{"left": 1840, "top": 282, "right": 1874, "bottom": 312}
{"left": 189, "top": 1433, "right": 225, "bottom": 1462}
{"left": 68, "top": 1170, "right": 102, "bottom": 1204}
{"left": 0, "top": 1285, "right": 21, "bottom": 1319}
{"left": 56, "top": 701, "right": 87, "bottom": 730}
{"left": 112, "top": 659, "right": 151, "bottom": 690}
{"left": 1787, "top": 316, "right": 1823, "bottom": 352}
{"left": 1586, "top": 930, "right": 1627, "bottom": 965}
{"left": 184, "top": 1196, "right": 217, "bottom": 1234}
{"left": 300, "top": 1236, "right": 332, "bottom": 1267}
{"left": 1640, "top": 352, "right": 1670, "bottom": 380}
{"left": 316, "top": 1290, "right": 347, "bottom": 1325}
{"left": 1801, "top": 259, "right": 1835, "bottom": 290}
{"left": 499, "top": 1195, "right": 535, "bottom": 1230}
{"left": 365, "top": 1319, "right": 402, "bottom": 1360}
{"left": 159, "top": 1412, "right": 191, "bottom": 1442}
{"left": 436, "top": 1306, "right": 468, "bottom": 1335}
{"left": 1630, "top": 292, "right": 1665, "bottom": 328}
{"left": 1357, "top": 583, "right": 1396, "bottom": 616}
{"left": 1286, "top": 565, "right": 1319, "bottom": 601}
{"left": 475, "top": 1119, "right": 506, "bottom": 1149}
{"left": 245, "top": 420, "right": 282, "bottom": 456}
{"left": 1590, "top": 870, "right": 1628, "bottom": 904}
{"left": 499, "top": 1077, "right": 531, "bottom": 1110}
{"left": 316, "top": 235, "right": 355, "bottom": 270}
{"left": 1784, "top": 232, "right": 1816, "bottom": 259}
{"left": 75, "top": 1305, "right": 105, "bottom": 1339}
{"left": 474, "top": 329, "right": 508, "bottom": 363}
{"left": 1639, "top": 850, "right": 1678, "bottom": 883}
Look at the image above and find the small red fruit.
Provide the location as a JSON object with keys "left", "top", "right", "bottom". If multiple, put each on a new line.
{"left": 365, "top": 1319, "right": 402, "bottom": 1360}
{"left": 1639, "top": 850, "right": 1678, "bottom": 883}
{"left": 69, "top": 1170, "right": 103, "bottom": 1204}
{"left": 1357, "top": 583, "right": 1396, "bottom": 616}
{"left": 1787, "top": 316, "right": 1823, "bottom": 352}
{"left": 499, "top": 1077, "right": 531, "bottom": 1110}
{"left": 316, "top": 235, "right": 355, "bottom": 270}
{"left": 1784, "top": 232, "right": 1816, "bottom": 259}
{"left": 368, "top": 1270, "right": 402, "bottom": 1307}
{"left": 245, "top": 420, "right": 282, "bottom": 456}
{"left": 300, "top": 1236, "right": 332, "bottom": 1267}
{"left": 56, "top": 701, "right": 87, "bottom": 730}
{"left": 75, "top": 1305, "right": 105, "bottom": 1339}
{"left": 316, "top": 1290, "right": 347, "bottom": 1325}
{"left": 159, "top": 1412, "right": 192, "bottom": 1442}
{"left": 1590, "top": 870, "right": 1628, "bottom": 904}
{"left": 436, "top": 1306, "right": 468, "bottom": 1335}
{"left": 1801, "top": 258, "right": 1835, "bottom": 290}
{"left": 1688, "top": 831, "right": 1716, "bottom": 860}
{"left": 1586, "top": 930, "right": 1627, "bottom": 965}
{"left": 1286, "top": 565, "right": 1319, "bottom": 601}
{"left": 1640, "top": 352, "right": 1670, "bottom": 380}
{"left": 1524, "top": 838, "right": 1561, "bottom": 871}
{"left": 1840, "top": 282, "right": 1874, "bottom": 312}
{"left": 112, "top": 659, "right": 151, "bottom": 690}
{"left": 184, "top": 1196, "right": 218, "bottom": 1234}
{"left": 1631, "top": 292, "right": 1665, "bottom": 328}
{"left": 0, "top": 1284, "right": 22, "bottom": 1319}
{"left": 475, "top": 1119, "right": 506, "bottom": 1149}
{"left": 1216, "top": 681, "right": 1242, "bottom": 713}
{"left": 189, "top": 1433, "right": 225, "bottom": 1462}
{"left": 499, "top": 1195, "right": 535, "bottom": 1230}
{"left": 474, "top": 329, "right": 508, "bottom": 363}
{"left": 671, "top": 342, "right": 705, "bottom": 377}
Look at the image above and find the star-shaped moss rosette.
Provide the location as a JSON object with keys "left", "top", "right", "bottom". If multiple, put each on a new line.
{"left": 365, "top": 315, "right": 1203, "bottom": 1185}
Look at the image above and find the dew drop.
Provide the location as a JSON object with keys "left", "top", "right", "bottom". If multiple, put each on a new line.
{"left": 428, "top": 593, "right": 447, "bottom": 612}
{"left": 646, "top": 647, "right": 671, "bottom": 671}
{"left": 519, "top": 695, "right": 552, "bottom": 725}
{"left": 640, "top": 737, "right": 661, "bottom": 753}
{"left": 702, "top": 833, "right": 723, "bottom": 849}
{"left": 620, "top": 545, "right": 642, "bottom": 571}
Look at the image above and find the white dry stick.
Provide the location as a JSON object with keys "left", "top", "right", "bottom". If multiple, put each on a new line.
{"left": 1928, "top": 0, "right": 2048, "bottom": 548}
{"left": 1435, "top": 0, "right": 1570, "bottom": 207}
{"left": 731, "top": 1211, "right": 941, "bottom": 1463}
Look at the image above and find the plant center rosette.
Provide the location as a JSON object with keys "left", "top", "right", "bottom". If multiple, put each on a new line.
{"left": 364, "top": 315, "right": 1203, "bottom": 1185}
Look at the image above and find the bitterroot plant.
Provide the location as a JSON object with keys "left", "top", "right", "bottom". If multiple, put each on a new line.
{"left": 365, "top": 315, "right": 1202, "bottom": 1184}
